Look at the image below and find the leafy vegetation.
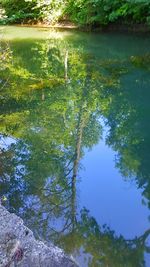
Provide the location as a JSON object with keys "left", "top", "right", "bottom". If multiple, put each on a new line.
{"left": 0, "top": 0, "right": 150, "bottom": 27}
{"left": 65, "top": 0, "right": 150, "bottom": 26}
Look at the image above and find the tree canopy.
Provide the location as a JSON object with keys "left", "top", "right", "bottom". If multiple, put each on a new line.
{"left": 0, "top": 0, "right": 150, "bottom": 27}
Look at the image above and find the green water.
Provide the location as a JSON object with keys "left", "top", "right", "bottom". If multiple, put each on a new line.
{"left": 0, "top": 26, "right": 150, "bottom": 267}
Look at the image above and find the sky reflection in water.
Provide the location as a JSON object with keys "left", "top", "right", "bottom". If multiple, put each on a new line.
{"left": 0, "top": 27, "right": 150, "bottom": 266}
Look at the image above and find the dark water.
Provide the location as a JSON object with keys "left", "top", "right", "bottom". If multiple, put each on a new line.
{"left": 0, "top": 26, "right": 150, "bottom": 267}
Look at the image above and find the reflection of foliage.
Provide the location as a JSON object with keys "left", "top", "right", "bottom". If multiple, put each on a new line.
{"left": 1, "top": 35, "right": 150, "bottom": 266}
{"left": 0, "top": 43, "right": 11, "bottom": 70}
{"left": 1, "top": 135, "right": 150, "bottom": 266}
{"left": 0, "top": 37, "right": 105, "bottom": 234}
{"left": 58, "top": 208, "right": 150, "bottom": 267}
{"left": 0, "top": 40, "right": 12, "bottom": 93}
{"left": 131, "top": 54, "right": 150, "bottom": 71}
{"left": 99, "top": 56, "right": 150, "bottom": 206}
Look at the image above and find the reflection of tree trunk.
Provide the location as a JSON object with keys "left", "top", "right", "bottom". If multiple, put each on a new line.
{"left": 66, "top": 62, "right": 91, "bottom": 232}
{"left": 71, "top": 104, "right": 88, "bottom": 229}
{"left": 70, "top": 62, "right": 91, "bottom": 230}
{"left": 64, "top": 50, "right": 68, "bottom": 81}
{"left": 42, "top": 89, "right": 45, "bottom": 101}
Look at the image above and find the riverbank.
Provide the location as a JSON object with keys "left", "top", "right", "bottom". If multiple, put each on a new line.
{"left": 1, "top": 22, "right": 150, "bottom": 33}
{"left": 12, "top": 21, "right": 78, "bottom": 29}
{"left": 1, "top": 0, "right": 150, "bottom": 34}
{"left": 0, "top": 205, "right": 78, "bottom": 267}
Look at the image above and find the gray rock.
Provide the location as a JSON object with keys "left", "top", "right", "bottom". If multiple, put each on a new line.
{"left": 0, "top": 205, "right": 78, "bottom": 267}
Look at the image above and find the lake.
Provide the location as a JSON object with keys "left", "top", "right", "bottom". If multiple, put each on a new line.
{"left": 0, "top": 26, "right": 150, "bottom": 267}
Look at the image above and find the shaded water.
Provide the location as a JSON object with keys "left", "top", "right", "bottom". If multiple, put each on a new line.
{"left": 0, "top": 26, "right": 150, "bottom": 267}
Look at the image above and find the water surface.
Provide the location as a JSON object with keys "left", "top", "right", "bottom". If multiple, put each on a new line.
{"left": 0, "top": 26, "right": 150, "bottom": 267}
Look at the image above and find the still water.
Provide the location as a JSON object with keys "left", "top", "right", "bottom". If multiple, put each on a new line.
{"left": 0, "top": 26, "right": 150, "bottom": 267}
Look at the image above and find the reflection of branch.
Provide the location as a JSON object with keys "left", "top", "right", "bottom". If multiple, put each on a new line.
{"left": 60, "top": 221, "right": 72, "bottom": 233}
{"left": 138, "top": 229, "right": 150, "bottom": 244}
{"left": 0, "top": 77, "right": 10, "bottom": 90}
{"left": 42, "top": 180, "right": 72, "bottom": 195}
{"left": 0, "top": 39, "right": 12, "bottom": 90}
{"left": 65, "top": 167, "right": 73, "bottom": 177}
{"left": 126, "top": 228, "right": 150, "bottom": 249}
{"left": 64, "top": 50, "right": 68, "bottom": 81}
{"left": 0, "top": 137, "right": 9, "bottom": 147}
{"left": 36, "top": 194, "right": 73, "bottom": 218}
{"left": 44, "top": 209, "right": 73, "bottom": 235}
{"left": 65, "top": 155, "right": 75, "bottom": 169}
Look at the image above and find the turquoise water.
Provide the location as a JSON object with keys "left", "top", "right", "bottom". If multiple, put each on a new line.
{"left": 0, "top": 26, "right": 150, "bottom": 266}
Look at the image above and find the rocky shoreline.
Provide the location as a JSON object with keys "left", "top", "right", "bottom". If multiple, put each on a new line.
{"left": 0, "top": 205, "right": 78, "bottom": 267}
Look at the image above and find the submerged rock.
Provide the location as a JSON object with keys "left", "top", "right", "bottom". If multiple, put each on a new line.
{"left": 0, "top": 205, "right": 78, "bottom": 267}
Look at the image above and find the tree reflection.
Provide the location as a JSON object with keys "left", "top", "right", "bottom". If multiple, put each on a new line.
{"left": 58, "top": 208, "right": 150, "bottom": 267}
{"left": 0, "top": 36, "right": 150, "bottom": 266}
{"left": 99, "top": 55, "right": 150, "bottom": 206}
